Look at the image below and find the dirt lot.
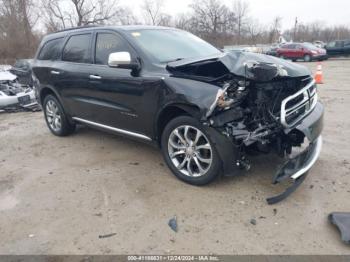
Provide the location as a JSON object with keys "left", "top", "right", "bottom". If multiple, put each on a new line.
{"left": 0, "top": 59, "right": 350, "bottom": 255}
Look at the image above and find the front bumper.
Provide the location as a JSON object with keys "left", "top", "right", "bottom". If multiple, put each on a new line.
{"left": 267, "top": 102, "right": 324, "bottom": 204}
{"left": 0, "top": 89, "right": 37, "bottom": 109}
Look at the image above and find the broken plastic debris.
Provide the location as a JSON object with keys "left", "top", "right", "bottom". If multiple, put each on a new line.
{"left": 250, "top": 218, "right": 257, "bottom": 225}
{"left": 329, "top": 212, "right": 350, "bottom": 244}
{"left": 98, "top": 233, "right": 116, "bottom": 239}
{"left": 168, "top": 216, "right": 178, "bottom": 232}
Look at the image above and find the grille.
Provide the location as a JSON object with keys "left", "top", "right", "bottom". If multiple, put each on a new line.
{"left": 280, "top": 78, "right": 317, "bottom": 127}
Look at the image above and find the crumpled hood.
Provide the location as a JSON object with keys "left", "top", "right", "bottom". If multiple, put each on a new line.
{"left": 0, "top": 70, "right": 17, "bottom": 82}
{"left": 167, "top": 51, "right": 311, "bottom": 82}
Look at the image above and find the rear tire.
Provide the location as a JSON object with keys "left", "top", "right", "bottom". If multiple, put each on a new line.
{"left": 43, "top": 94, "right": 75, "bottom": 136}
{"left": 161, "top": 116, "right": 222, "bottom": 186}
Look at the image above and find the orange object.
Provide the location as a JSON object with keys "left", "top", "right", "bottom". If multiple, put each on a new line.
{"left": 314, "top": 62, "right": 324, "bottom": 84}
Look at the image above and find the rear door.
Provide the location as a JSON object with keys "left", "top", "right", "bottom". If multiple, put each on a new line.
{"left": 33, "top": 37, "right": 65, "bottom": 98}
{"left": 51, "top": 32, "right": 95, "bottom": 119}
{"left": 287, "top": 44, "right": 297, "bottom": 59}
{"left": 295, "top": 44, "right": 305, "bottom": 59}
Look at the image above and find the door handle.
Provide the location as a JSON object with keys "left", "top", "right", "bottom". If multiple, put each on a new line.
{"left": 50, "top": 70, "right": 60, "bottom": 75}
{"left": 89, "top": 75, "right": 102, "bottom": 80}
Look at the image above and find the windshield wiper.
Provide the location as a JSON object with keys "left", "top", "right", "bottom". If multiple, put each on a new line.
{"left": 165, "top": 58, "right": 185, "bottom": 63}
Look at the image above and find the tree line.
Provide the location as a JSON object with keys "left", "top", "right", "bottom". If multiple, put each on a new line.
{"left": 1, "top": 0, "right": 350, "bottom": 62}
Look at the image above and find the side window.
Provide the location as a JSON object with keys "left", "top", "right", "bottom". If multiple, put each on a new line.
{"left": 327, "top": 41, "right": 335, "bottom": 47}
{"left": 344, "top": 40, "right": 350, "bottom": 46}
{"left": 335, "top": 41, "right": 344, "bottom": 48}
{"left": 62, "top": 34, "right": 91, "bottom": 63}
{"left": 38, "top": 38, "right": 64, "bottom": 60}
{"left": 289, "top": 44, "right": 296, "bottom": 49}
{"left": 95, "top": 33, "right": 132, "bottom": 65}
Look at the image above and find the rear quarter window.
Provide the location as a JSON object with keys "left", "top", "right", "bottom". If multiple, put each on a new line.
{"left": 38, "top": 38, "right": 64, "bottom": 60}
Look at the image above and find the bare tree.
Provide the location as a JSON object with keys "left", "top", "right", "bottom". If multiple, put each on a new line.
{"left": 247, "top": 18, "right": 263, "bottom": 45}
{"left": 0, "top": 0, "right": 39, "bottom": 60}
{"left": 174, "top": 13, "right": 192, "bottom": 31}
{"left": 232, "top": 0, "right": 249, "bottom": 44}
{"left": 189, "top": 0, "right": 235, "bottom": 46}
{"left": 269, "top": 16, "right": 282, "bottom": 43}
{"left": 142, "top": 0, "right": 171, "bottom": 26}
{"left": 115, "top": 7, "right": 139, "bottom": 25}
{"left": 42, "top": 0, "right": 123, "bottom": 31}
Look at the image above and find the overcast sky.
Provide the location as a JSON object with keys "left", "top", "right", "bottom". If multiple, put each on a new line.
{"left": 119, "top": 0, "right": 350, "bottom": 29}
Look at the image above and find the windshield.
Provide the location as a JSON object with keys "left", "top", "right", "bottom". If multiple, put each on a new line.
{"left": 129, "top": 29, "right": 222, "bottom": 63}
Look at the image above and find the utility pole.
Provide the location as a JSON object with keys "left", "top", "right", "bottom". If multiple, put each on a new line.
{"left": 293, "top": 17, "right": 298, "bottom": 42}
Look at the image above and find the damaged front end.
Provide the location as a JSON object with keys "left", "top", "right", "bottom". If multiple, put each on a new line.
{"left": 0, "top": 70, "right": 38, "bottom": 112}
{"left": 167, "top": 52, "right": 324, "bottom": 204}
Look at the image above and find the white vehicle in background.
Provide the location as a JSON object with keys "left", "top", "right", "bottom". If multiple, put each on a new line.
{"left": 0, "top": 69, "right": 37, "bottom": 111}
{"left": 313, "top": 41, "right": 326, "bottom": 48}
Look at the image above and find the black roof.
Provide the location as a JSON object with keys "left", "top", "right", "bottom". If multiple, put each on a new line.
{"left": 51, "top": 25, "right": 173, "bottom": 34}
{"left": 43, "top": 25, "right": 175, "bottom": 42}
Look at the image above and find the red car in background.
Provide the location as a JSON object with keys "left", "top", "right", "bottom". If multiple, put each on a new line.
{"left": 276, "top": 43, "right": 328, "bottom": 62}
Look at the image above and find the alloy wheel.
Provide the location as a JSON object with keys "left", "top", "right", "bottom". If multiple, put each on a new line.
{"left": 167, "top": 125, "right": 212, "bottom": 177}
{"left": 45, "top": 99, "right": 62, "bottom": 132}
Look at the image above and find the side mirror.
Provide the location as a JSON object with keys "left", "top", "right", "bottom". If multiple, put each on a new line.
{"left": 108, "top": 52, "right": 140, "bottom": 71}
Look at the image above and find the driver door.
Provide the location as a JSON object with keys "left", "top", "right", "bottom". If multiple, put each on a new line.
{"left": 86, "top": 31, "right": 147, "bottom": 135}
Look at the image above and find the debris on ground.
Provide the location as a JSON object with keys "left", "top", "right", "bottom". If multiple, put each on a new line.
{"left": 273, "top": 208, "right": 278, "bottom": 216}
{"left": 98, "top": 233, "right": 117, "bottom": 239}
{"left": 329, "top": 212, "right": 350, "bottom": 244}
{"left": 168, "top": 216, "right": 178, "bottom": 232}
{"left": 250, "top": 218, "right": 257, "bottom": 225}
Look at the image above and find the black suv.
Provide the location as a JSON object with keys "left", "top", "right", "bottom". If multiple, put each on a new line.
{"left": 325, "top": 39, "right": 350, "bottom": 57}
{"left": 32, "top": 26, "right": 324, "bottom": 203}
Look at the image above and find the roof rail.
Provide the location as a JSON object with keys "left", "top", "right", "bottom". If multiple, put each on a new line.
{"left": 54, "top": 25, "right": 100, "bottom": 34}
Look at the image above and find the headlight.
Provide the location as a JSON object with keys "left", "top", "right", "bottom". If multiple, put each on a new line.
{"left": 311, "top": 50, "right": 318, "bottom": 55}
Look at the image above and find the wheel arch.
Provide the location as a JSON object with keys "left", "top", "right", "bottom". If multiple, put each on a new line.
{"left": 39, "top": 86, "right": 62, "bottom": 105}
{"left": 155, "top": 103, "right": 201, "bottom": 145}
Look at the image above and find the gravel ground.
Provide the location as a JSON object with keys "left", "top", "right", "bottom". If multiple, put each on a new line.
{"left": 0, "top": 59, "right": 349, "bottom": 255}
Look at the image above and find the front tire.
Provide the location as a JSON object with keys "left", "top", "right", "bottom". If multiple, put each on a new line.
{"left": 304, "top": 54, "right": 311, "bottom": 62}
{"left": 161, "top": 116, "right": 222, "bottom": 185}
{"left": 43, "top": 94, "right": 75, "bottom": 136}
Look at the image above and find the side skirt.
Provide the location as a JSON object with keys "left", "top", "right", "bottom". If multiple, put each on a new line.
{"left": 72, "top": 117, "right": 152, "bottom": 142}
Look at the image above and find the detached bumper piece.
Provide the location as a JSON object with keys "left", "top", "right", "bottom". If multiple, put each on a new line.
{"left": 266, "top": 136, "right": 322, "bottom": 205}
{"left": 329, "top": 212, "right": 350, "bottom": 244}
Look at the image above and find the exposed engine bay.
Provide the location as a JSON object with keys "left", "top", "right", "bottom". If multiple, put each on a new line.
{"left": 207, "top": 75, "right": 313, "bottom": 166}
{"left": 167, "top": 52, "right": 323, "bottom": 204}
{"left": 0, "top": 69, "right": 39, "bottom": 112}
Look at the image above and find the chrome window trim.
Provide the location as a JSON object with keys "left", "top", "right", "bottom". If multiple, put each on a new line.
{"left": 280, "top": 79, "right": 317, "bottom": 128}
{"left": 72, "top": 117, "right": 152, "bottom": 141}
